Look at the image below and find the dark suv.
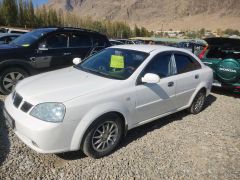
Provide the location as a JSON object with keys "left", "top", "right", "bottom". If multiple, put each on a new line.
{"left": 200, "top": 38, "right": 240, "bottom": 91}
{"left": 0, "top": 27, "right": 110, "bottom": 94}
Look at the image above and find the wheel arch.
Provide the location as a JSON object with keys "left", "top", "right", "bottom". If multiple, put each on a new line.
{"left": 69, "top": 102, "right": 130, "bottom": 151}
{"left": 187, "top": 83, "right": 208, "bottom": 108}
{"left": 0, "top": 59, "right": 32, "bottom": 75}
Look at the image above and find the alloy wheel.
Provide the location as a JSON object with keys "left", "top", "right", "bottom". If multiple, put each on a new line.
{"left": 92, "top": 121, "right": 119, "bottom": 152}
{"left": 194, "top": 93, "right": 205, "bottom": 112}
{"left": 2, "top": 72, "right": 24, "bottom": 92}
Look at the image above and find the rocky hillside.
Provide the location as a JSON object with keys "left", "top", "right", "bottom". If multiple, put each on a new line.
{"left": 47, "top": 0, "right": 240, "bottom": 30}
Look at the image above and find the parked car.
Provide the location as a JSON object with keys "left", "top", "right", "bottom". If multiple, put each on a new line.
{"left": 200, "top": 38, "right": 240, "bottom": 91}
{"left": 109, "top": 39, "right": 124, "bottom": 46}
{"left": 4, "top": 45, "right": 213, "bottom": 158}
{"left": 0, "top": 27, "right": 29, "bottom": 34}
{"left": 177, "top": 40, "right": 207, "bottom": 54}
{"left": 0, "top": 27, "right": 111, "bottom": 94}
{"left": 0, "top": 33, "right": 21, "bottom": 45}
{"left": 132, "top": 39, "right": 144, "bottom": 44}
{"left": 116, "top": 39, "right": 135, "bottom": 44}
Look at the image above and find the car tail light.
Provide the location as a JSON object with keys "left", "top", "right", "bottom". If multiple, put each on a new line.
{"left": 198, "top": 46, "right": 208, "bottom": 60}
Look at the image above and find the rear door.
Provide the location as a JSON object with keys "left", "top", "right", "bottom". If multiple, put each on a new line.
{"left": 173, "top": 53, "right": 202, "bottom": 108}
{"left": 68, "top": 32, "right": 93, "bottom": 60}
{"left": 91, "top": 35, "right": 110, "bottom": 56}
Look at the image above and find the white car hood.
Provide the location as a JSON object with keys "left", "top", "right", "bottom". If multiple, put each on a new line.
{"left": 16, "top": 67, "right": 118, "bottom": 103}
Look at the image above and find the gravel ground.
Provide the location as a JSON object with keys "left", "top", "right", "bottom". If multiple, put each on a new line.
{"left": 0, "top": 89, "right": 240, "bottom": 179}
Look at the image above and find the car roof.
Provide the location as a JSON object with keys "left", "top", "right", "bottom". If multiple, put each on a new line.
{"left": 109, "top": 44, "right": 188, "bottom": 53}
{"left": 36, "top": 27, "right": 107, "bottom": 36}
{"left": 0, "top": 33, "right": 21, "bottom": 37}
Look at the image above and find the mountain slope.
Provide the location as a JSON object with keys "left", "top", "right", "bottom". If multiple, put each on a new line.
{"left": 47, "top": 0, "right": 240, "bottom": 30}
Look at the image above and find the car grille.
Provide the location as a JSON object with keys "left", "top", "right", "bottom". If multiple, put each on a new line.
{"left": 12, "top": 92, "right": 33, "bottom": 113}
{"left": 21, "top": 102, "right": 33, "bottom": 113}
{"left": 13, "top": 93, "right": 23, "bottom": 108}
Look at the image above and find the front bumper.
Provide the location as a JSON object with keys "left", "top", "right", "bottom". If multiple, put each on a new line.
{"left": 3, "top": 95, "right": 78, "bottom": 154}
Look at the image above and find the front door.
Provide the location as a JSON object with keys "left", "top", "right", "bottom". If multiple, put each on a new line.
{"left": 135, "top": 53, "right": 176, "bottom": 124}
{"left": 34, "top": 32, "right": 72, "bottom": 71}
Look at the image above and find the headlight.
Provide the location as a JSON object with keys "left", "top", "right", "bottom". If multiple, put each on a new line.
{"left": 30, "top": 103, "right": 66, "bottom": 122}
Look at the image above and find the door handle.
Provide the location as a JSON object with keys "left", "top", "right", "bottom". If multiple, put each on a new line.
{"left": 168, "top": 81, "right": 174, "bottom": 87}
{"left": 63, "top": 52, "right": 71, "bottom": 56}
{"left": 195, "top": 74, "right": 199, "bottom": 79}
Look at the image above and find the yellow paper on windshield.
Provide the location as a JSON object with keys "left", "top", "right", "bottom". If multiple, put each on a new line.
{"left": 22, "top": 44, "right": 30, "bottom": 47}
{"left": 110, "top": 55, "right": 124, "bottom": 68}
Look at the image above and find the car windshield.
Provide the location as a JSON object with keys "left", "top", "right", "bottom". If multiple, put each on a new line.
{"left": 77, "top": 48, "right": 149, "bottom": 80}
{"left": 10, "top": 29, "right": 53, "bottom": 47}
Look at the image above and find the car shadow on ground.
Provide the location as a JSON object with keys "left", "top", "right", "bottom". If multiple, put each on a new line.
{"left": 58, "top": 94, "right": 217, "bottom": 160}
{"left": 0, "top": 100, "right": 10, "bottom": 166}
{"left": 212, "top": 87, "right": 240, "bottom": 98}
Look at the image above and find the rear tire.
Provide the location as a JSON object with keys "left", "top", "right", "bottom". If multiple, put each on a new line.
{"left": 188, "top": 90, "right": 206, "bottom": 114}
{"left": 82, "top": 113, "right": 124, "bottom": 158}
{"left": 0, "top": 68, "right": 28, "bottom": 95}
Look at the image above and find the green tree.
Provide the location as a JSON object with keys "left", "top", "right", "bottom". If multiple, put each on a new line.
{"left": 0, "top": 1, "right": 6, "bottom": 25}
{"left": 2, "top": 0, "right": 18, "bottom": 26}
{"left": 134, "top": 25, "right": 141, "bottom": 37}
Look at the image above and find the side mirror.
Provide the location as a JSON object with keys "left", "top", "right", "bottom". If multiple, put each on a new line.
{"left": 141, "top": 73, "right": 160, "bottom": 84}
{"left": 73, "top": 57, "right": 82, "bottom": 65}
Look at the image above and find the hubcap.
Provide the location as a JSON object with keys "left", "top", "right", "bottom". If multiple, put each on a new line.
{"left": 92, "top": 121, "right": 119, "bottom": 152}
{"left": 2, "top": 72, "right": 24, "bottom": 92}
{"left": 194, "top": 93, "right": 205, "bottom": 111}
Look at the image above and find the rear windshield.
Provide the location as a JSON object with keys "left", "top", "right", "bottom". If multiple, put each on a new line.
{"left": 206, "top": 46, "right": 240, "bottom": 59}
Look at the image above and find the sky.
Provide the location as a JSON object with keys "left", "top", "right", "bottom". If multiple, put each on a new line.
{"left": 33, "top": 0, "right": 49, "bottom": 7}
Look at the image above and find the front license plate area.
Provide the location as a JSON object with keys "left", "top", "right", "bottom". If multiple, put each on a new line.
{"left": 3, "top": 109, "right": 15, "bottom": 129}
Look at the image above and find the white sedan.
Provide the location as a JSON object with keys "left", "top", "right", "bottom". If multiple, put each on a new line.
{"left": 4, "top": 45, "right": 213, "bottom": 158}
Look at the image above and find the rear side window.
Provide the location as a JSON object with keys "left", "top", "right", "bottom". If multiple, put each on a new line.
{"left": 143, "top": 53, "right": 172, "bottom": 78}
{"left": 175, "top": 54, "right": 201, "bottom": 74}
{"left": 69, "top": 33, "right": 92, "bottom": 47}
{"left": 45, "top": 33, "right": 68, "bottom": 49}
{"left": 93, "top": 36, "right": 107, "bottom": 47}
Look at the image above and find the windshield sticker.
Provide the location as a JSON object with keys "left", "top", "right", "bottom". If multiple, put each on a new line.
{"left": 110, "top": 55, "right": 124, "bottom": 68}
{"left": 22, "top": 44, "right": 30, "bottom": 47}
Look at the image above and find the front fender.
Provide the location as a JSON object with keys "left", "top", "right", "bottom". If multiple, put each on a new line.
{"left": 70, "top": 101, "right": 131, "bottom": 151}
{"left": 0, "top": 59, "right": 33, "bottom": 74}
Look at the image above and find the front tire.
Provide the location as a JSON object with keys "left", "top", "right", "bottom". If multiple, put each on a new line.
{"left": 82, "top": 113, "right": 124, "bottom": 158}
{"left": 188, "top": 90, "right": 206, "bottom": 114}
{"left": 0, "top": 68, "right": 28, "bottom": 95}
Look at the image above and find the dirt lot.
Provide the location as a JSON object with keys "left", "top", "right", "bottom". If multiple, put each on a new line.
{"left": 0, "top": 89, "right": 240, "bottom": 179}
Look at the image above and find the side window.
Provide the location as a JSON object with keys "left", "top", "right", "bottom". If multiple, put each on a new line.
{"left": 174, "top": 54, "right": 201, "bottom": 74}
{"left": 0, "top": 37, "right": 11, "bottom": 44}
{"left": 69, "top": 33, "right": 92, "bottom": 47}
{"left": 93, "top": 36, "right": 107, "bottom": 47}
{"left": 10, "top": 36, "right": 18, "bottom": 41}
{"left": 126, "top": 40, "right": 134, "bottom": 44}
{"left": 44, "top": 33, "right": 68, "bottom": 49}
{"left": 143, "top": 53, "right": 172, "bottom": 78}
{"left": 0, "top": 37, "right": 5, "bottom": 44}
